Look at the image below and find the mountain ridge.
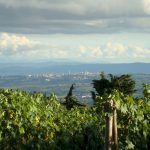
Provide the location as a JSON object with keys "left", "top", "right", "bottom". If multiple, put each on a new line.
{"left": 0, "top": 62, "right": 149, "bottom": 75}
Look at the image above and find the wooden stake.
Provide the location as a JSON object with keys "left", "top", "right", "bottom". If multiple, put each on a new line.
{"left": 104, "top": 100, "right": 118, "bottom": 150}
{"left": 104, "top": 101, "right": 113, "bottom": 150}
{"left": 112, "top": 102, "right": 118, "bottom": 150}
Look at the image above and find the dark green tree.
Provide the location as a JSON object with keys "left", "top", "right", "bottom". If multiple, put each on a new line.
{"left": 92, "top": 72, "right": 135, "bottom": 98}
{"left": 62, "top": 84, "right": 85, "bottom": 110}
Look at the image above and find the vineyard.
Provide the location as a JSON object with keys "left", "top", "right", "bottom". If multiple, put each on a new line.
{"left": 0, "top": 84, "right": 150, "bottom": 149}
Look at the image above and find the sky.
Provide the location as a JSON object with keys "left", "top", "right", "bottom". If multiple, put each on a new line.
{"left": 0, "top": 0, "right": 150, "bottom": 63}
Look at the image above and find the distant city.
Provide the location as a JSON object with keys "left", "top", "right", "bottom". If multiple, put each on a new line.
{"left": 0, "top": 72, "right": 150, "bottom": 105}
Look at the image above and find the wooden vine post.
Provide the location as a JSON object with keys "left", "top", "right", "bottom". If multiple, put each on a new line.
{"left": 104, "top": 100, "right": 113, "bottom": 150}
{"left": 112, "top": 100, "right": 118, "bottom": 150}
{"left": 104, "top": 100, "right": 118, "bottom": 150}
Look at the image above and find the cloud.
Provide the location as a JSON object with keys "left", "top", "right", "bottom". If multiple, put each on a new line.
{"left": 132, "top": 46, "right": 150, "bottom": 58}
{"left": 0, "top": 33, "right": 34, "bottom": 55}
{"left": 105, "top": 43, "right": 127, "bottom": 57}
{"left": 0, "top": 0, "right": 149, "bottom": 16}
{"left": 0, "top": 33, "right": 149, "bottom": 63}
{"left": 0, "top": 0, "right": 150, "bottom": 34}
{"left": 143, "top": 0, "right": 150, "bottom": 14}
{"left": 0, "top": 33, "right": 68, "bottom": 59}
{"left": 79, "top": 45, "right": 103, "bottom": 58}
{"left": 78, "top": 42, "right": 150, "bottom": 62}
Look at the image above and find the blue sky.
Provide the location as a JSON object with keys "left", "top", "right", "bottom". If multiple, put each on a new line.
{"left": 0, "top": 0, "right": 150, "bottom": 63}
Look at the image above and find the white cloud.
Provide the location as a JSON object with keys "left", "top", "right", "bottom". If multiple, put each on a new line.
{"left": 143, "top": 0, "right": 150, "bottom": 14}
{"left": 79, "top": 45, "right": 103, "bottom": 58}
{"left": 132, "top": 46, "right": 150, "bottom": 57}
{"left": 106, "top": 43, "right": 127, "bottom": 57}
{"left": 106, "top": 43, "right": 150, "bottom": 59}
{"left": 78, "top": 42, "right": 150, "bottom": 62}
{"left": 0, "top": 33, "right": 34, "bottom": 55}
{"left": 0, "top": 33, "right": 149, "bottom": 63}
{"left": 0, "top": 33, "right": 68, "bottom": 59}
